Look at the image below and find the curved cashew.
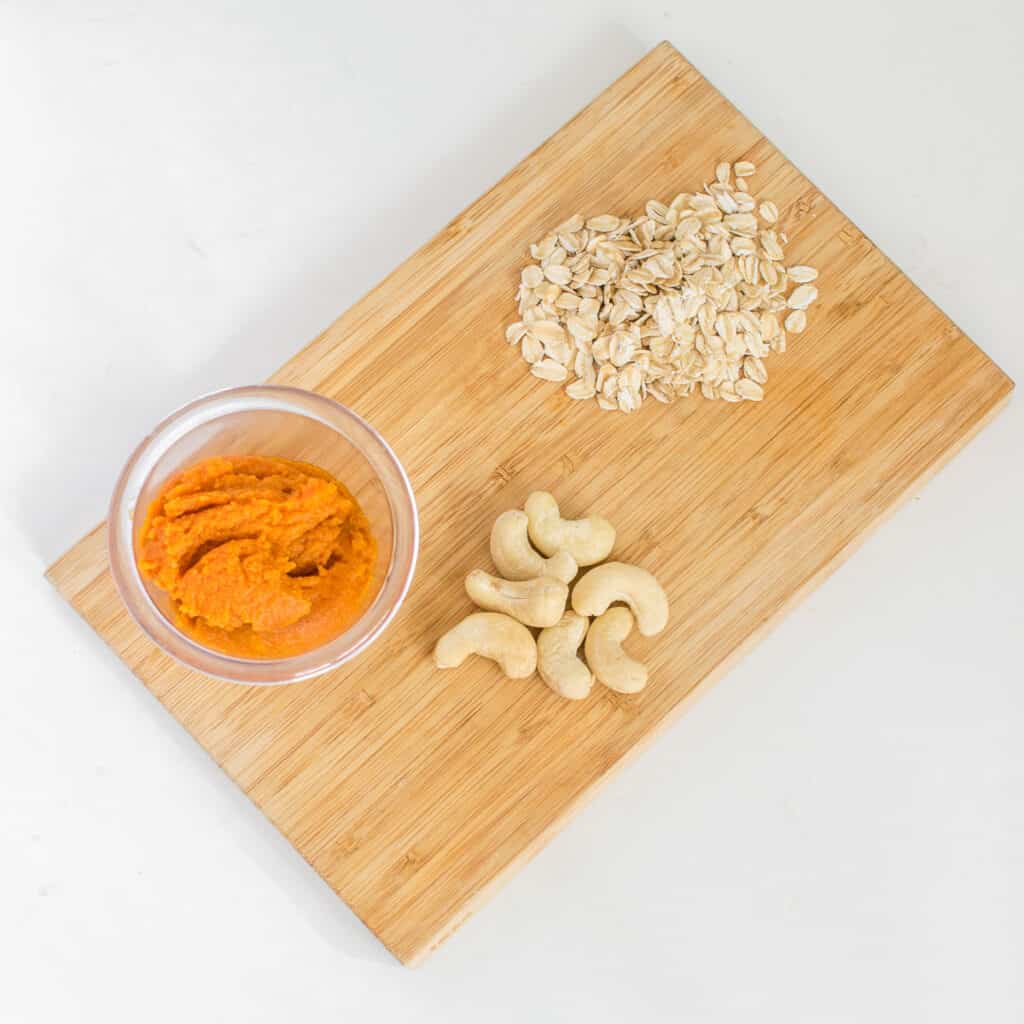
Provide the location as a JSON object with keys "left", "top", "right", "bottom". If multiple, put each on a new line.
{"left": 434, "top": 612, "right": 537, "bottom": 678}
{"left": 537, "top": 612, "right": 592, "bottom": 700}
{"left": 571, "top": 562, "right": 668, "bottom": 636}
{"left": 465, "top": 570, "right": 568, "bottom": 628}
{"left": 524, "top": 491, "right": 615, "bottom": 566}
{"left": 490, "top": 509, "right": 577, "bottom": 583}
{"left": 585, "top": 607, "right": 647, "bottom": 693}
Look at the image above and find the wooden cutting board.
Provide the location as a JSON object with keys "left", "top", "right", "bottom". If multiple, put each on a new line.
{"left": 47, "top": 42, "right": 1013, "bottom": 965}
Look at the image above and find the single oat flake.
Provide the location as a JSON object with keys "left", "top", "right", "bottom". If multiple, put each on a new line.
{"left": 506, "top": 159, "right": 820, "bottom": 412}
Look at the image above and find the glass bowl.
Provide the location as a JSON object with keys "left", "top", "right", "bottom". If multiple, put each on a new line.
{"left": 108, "top": 385, "right": 418, "bottom": 684}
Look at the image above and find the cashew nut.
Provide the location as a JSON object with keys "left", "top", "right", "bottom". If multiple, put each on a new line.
{"left": 585, "top": 607, "right": 647, "bottom": 693}
{"left": 490, "top": 509, "right": 577, "bottom": 583}
{"left": 571, "top": 561, "right": 668, "bottom": 636}
{"left": 465, "top": 569, "right": 568, "bottom": 628}
{"left": 537, "top": 612, "right": 592, "bottom": 700}
{"left": 434, "top": 612, "right": 537, "bottom": 678}
{"left": 524, "top": 491, "right": 615, "bottom": 566}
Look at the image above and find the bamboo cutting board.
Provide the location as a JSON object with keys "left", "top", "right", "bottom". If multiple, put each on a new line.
{"left": 48, "top": 42, "right": 1012, "bottom": 965}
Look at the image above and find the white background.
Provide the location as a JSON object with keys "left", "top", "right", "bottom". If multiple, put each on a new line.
{"left": 2, "top": 1, "right": 1022, "bottom": 1021}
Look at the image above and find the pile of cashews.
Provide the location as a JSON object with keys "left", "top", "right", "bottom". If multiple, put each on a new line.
{"left": 433, "top": 491, "right": 668, "bottom": 700}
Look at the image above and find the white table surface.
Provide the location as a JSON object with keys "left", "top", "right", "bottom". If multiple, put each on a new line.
{"left": 2, "top": 2, "right": 1022, "bottom": 1021}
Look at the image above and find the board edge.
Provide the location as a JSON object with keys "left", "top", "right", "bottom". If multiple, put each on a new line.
{"left": 400, "top": 376, "right": 1013, "bottom": 966}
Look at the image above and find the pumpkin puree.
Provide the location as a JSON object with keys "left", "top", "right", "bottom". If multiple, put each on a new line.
{"left": 138, "top": 455, "right": 377, "bottom": 659}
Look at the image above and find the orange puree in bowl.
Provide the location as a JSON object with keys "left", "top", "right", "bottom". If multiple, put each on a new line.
{"left": 138, "top": 455, "right": 377, "bottom": 659}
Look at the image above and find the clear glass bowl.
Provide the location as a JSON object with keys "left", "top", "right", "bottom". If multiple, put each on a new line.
{"left": 108, "top": 385, "right": 418, "bottom": 684}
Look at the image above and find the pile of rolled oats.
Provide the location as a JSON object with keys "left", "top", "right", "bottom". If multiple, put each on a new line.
{"left": 505, "top": 160, "right": 819, "bottom": 412}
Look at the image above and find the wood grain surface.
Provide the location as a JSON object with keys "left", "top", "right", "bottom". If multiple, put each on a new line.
{"left": 47, "top": 42, "right": 1013, "bottom": 965}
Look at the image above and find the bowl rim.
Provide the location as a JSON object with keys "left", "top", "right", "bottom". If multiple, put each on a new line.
{"left": 107, "top": 384, "right": 419, "bottom": 685}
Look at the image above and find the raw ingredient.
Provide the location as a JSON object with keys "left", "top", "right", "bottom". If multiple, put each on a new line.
{"left": 524, "top": 491, "right": 615, "bottom": 566}
{"left": 571, "top": 562, "right": 669, "bottom": 636}
{"left": 433, "top": 612, "right": 537, "bottom": 678}
{"left": 537, "top": 612, "right": 592, "bottom": 700}
{"left": 585, "top": 607, "right": 647, "bottom": 695}
{"left": 433, "top": 492, "right": 668, "bottom": 697}
{"left": 505, "top": 159, "right": 820, "bottom": 411}
{"left": 464, "top": 570, "right": 568, "bottom": 628}
{"left": 490, "top": 509, "right": 577, "bottom": 583}
{"left": 138, "top": 455, "right": 376, "bottom": 659}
